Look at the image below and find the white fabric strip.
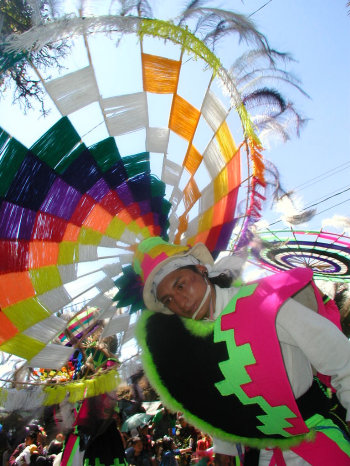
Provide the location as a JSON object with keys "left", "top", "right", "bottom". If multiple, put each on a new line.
{"left": 37, "top": 286, "right": 72, "bottom": 313}
{"left": 102, "top": 92, "right": 148, "bottom": 136}
{"left": 201, "top": 90, "right": 227, "bottom": 132}
{"left": 146, "top": 127, "right": 170, "bottom": 153}
{"left": 58, "top": 264, "right": 78, "bottom": 284}
{"left": 199, "top": 183, "right": 215, "bottom": 214}
{"left": 1, "top": 386, "right": 46, "bottom": 412}
{"left": 29, "top": 344, "right": 76, "bottom": 370}
{"left": 203, "top": 138, "right": 225, "bottom": 179}
{"left": 162, "top": 158, "right": 183, "bottom": 186}
{"left": 23, "top": 315, "right": 67, "bottom": 343}
{"left": 45, "top": 66, "right": 99, "bottom": 115}
{"left": 100, "top": 314, "right": 131, "bottom": 339}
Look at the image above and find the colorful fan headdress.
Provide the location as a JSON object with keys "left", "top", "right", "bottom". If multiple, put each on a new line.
{"left": 0, "top": 4, "right": 304, "bottom": 405}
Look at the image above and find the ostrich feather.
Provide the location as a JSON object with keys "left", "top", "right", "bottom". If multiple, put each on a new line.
{"left": 178, "top": 6, "right": 271, "bottom": 53}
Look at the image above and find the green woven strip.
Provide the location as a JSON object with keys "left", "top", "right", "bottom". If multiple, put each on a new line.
{"left": 30, "top": 117, "right": 81, "bottom": 169}
{"left": 78, "top": 227, "right": 103, "bottom": 245}
{"left": 2, "top": 297, "right": 50, "bottom": 331}
{"left": 214, "top": 284, "right": 297, "bottom": 437}
{"left": 89, "top": 137, "right": 121, "bottom": 172}
{"left": 29, "top": 265, "right": 63, "bottom": 295}
{"left": 150, "top": 176, "right": 166, "bottom": 198}
{"left": 123, "top": 152, "right": 150, "bottom": 179}
{"left": 0, "top": 333, "right": 45, "bottom": 360}
{"left": 58, "top": 242, "right": 79, "bottom": 265}
{"left": 0, "top": 133, "right": 28, "bottom": 197}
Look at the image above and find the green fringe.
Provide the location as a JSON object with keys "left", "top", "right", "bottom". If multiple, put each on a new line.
{"left": 138, "top": 19, "right": 221, "bottom": 75}
{"left": 135, "top": 311, "right": 315, "bottom": 450}
{"left": 123, "top": 151, "right": 150, "bottom": 179}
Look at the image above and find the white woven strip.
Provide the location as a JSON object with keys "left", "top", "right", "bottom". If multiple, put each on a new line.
{"left": 162, "top": 158, "right": 182, "bottom": 186}
{"left": 45, "top": 66, "right": 99, "bottom": 115}
{"left": 199, "top": 183, "right": 215, "bottom": 214}
{"left": 29, "top": 344, "right": 76, "bottom": 370}
{"left": 168, "top": 212, "right": 179, "bottom": 242}
{"left": 203, "top": 138, "right": 225, "bottom": 179}
{"left": 118, "top": 253, "right": 134, "bottom": 265}
{"left": 119, "top": 229, "right": 139, "bottom": 245}
{"left": 102, "top": 92, "right": 148, "bottom": 136}
{"left": 94, "top": 277, "right": 116, "bottom": 293}
{"left": 79, "top": 245, "right": 99, "bottom": 261}
{"left": 58, "top": 264, "right": 78, "bottom": 284}
{"left": 102, "top": 262, "right": 122, "bottom": 277}
{"left": 146, "top": 127, "right": 170, "bottom": 153}
{"left": 37, "top": 286, "right": 72, "bottom": 313}
{"left": 99, "top": 236, "right": 118, "bottom": 247}
{"left": 1, "top": 386, "right": 46, "bottom": 412}
{"left": 185, "top": 216, "right": 199, "bottom": 239}
{"left": 87, "top": 293, "right": 114, "bottom": 310}
{"left": 100, "top": 314, "right": 131, "bottom": 339}
{"left": 122, "top": 323, "right": 135, "bottom": 344}
{"left": 169, "top": 186, "right": 183, "bottom": 211}
{"left": 23, "top": 315, "right": 67, "bottom": 343}
{"left": 201, "top": 90, "right": 228, "bottom": 132}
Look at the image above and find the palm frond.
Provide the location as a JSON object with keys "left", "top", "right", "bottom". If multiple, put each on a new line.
{"left": 111, "top": 0, "right": 153, "bottom": 18}
{"left": 231, "top": 48, "right": 295, "bottom": 76}
{"left": 242, "top": 87, "right": 287, "bottom": 114}
{"left": 237, "top": 72, "right": 310, "bottom": 99}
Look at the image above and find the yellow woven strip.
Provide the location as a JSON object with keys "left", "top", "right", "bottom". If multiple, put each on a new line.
{"left": 216, "top": 121, "right": 237, "bottom": 163}
{"left": 142, "top": 53, "right": 181, "bottom": 94}
{"left": 29, "top": 265, "right": 62, "bottom": 295}
{"left": 0, "top": 333, "right": 45, "bottom": 360}
{"left": 78, "top": 227, "right": 103, "bottom": 245}
{"left": 2, "top": 297, "right": 50, "bottom": 331}
{"left": 58, "top": 242, "right": 79, "bottom": 265}
{"left": 169, "top": 94, "right": 200, "bottom": 141}
{"left": 214, "top": 167, "right": 229, "bottom": 203}
{"left": 105, "top": 217, "right": 127, "bottom": 239}
{"left": 183, "top": 178, "right": 201, "bottom": 211}
{"left": 183, "top": 144, "right": 203, "bottom": 175}
{"left": 198, "top": 208, "right": 214, "bottom": 234}
{"left": 43, "top": 384, "right": 68, "bottom": 405}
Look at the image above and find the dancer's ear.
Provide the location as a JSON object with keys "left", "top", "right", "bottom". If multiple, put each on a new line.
{"left": 195, "top": 264, "right": 208, "bottom": 277}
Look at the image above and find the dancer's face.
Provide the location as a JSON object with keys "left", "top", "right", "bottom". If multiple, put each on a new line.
{"left": 157, "top": 265, "right": 211, "bottom": 319}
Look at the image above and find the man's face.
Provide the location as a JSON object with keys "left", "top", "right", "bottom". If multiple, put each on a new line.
{"left": 157, "top": 266, "right": 211, "bottom": 319}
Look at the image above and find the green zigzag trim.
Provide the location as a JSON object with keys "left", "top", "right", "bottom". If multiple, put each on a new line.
{"left": 214, "top": 284, "right": 299, "bottom": 437}
{"left": 135, "top": 310, "right": 314, "bottom": 449}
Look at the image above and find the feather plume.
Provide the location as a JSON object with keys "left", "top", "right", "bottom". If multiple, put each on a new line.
{"left": 178, "top": 6, "right": 271, "bottom": 53}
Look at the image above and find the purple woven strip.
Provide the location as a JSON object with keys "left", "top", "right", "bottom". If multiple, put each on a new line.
{"left": 40, "top": 178, "right": 81, "bottom": 220}
{"left": 138, "top": 199, "right": 152, "bottom": 215}
{"left": 87, "top": 178, "right": 110, "bottom": 202}
{"left": 115, "top": 182, "right": 133, "bottom": 206}
{"left": 0, "top": 201, "right": 36, "bottom": 240}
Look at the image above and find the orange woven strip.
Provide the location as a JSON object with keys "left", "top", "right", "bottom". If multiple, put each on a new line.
{"left": 62, "top": 223, "right": 81, "bottom": 241}
{"left": 169, "top": 94, "right": 200, "bottom": 141}
{"left": 183, "top": 144, "right": 203, "bottom": 175}
{"left": 0, "top": 311, "right": 18, "bottom": 345}
{"left": 174, "top": 213, "right": 189, "bottom": 244}
{"left": 227, "top": 146, "right": 242, "bottom": 189}
{"left": 183, "top": 178, "right": 201, "bottom": 212}
{"left": 83, "top": 205, "right": 113, "bottom": 234}
{"left": 212, "top": 196, "right": 227, "bottom": 227}
{"left": 142, "top": 53, "right": 181, "bottom": 94}
{"left": 216, "top": 121, "right": 237, "bottom": 163}
{"left": 29, "top": 241, "right": 59, "bottom": 268}
{"left": 0, "top": 272, "right": 35, "bottom": 308}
